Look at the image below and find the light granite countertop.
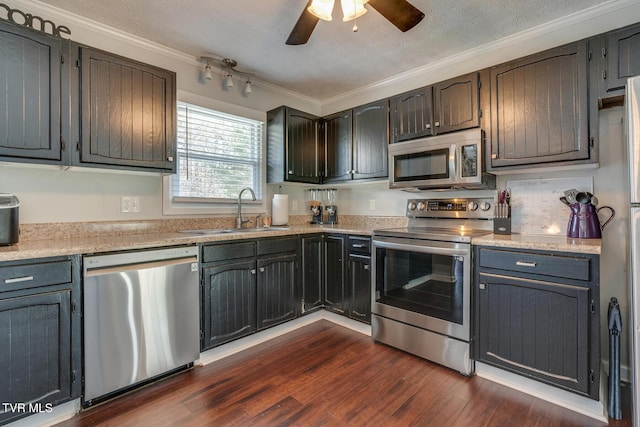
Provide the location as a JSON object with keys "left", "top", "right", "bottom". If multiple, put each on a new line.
{"left": 472, "top": 233, "right": 601, "bottom": 254}
{"left": 0, "top": 219, "right": 601, "bottom": 262}
{"left": 0, "top": 224, "right": 373, "bottom": 262}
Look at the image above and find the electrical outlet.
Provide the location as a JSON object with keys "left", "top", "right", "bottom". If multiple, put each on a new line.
{"left": 292, "top": 200, "right": 298, "bottom": 211}
{"left": 120, "top": 196, "right": 140, "bottom": 213}
{"left": 369, "top": 199, "right": 376, "bottom": 211}
{"left": 130, "top": 197, "right": 140, "bottom": 212}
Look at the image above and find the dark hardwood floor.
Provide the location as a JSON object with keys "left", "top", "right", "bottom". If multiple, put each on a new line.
{"left": 57, "top": 320, "right": 633, "bottom": 426}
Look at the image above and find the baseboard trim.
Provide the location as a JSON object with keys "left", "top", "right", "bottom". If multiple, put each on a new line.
{"left": 475, "top": 362, "right": 607, "bottom": 422}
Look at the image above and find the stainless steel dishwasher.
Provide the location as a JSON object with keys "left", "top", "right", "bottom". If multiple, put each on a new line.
{"left": 82, "top": 246, "right": 199, "bottom": 406}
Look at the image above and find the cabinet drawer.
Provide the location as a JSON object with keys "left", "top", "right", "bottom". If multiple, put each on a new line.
{"left": 202, "top": 241, "right": 256, "bottom": 263}
{"left": 0, "top": 260, "right": 72, "bottom": 293}
{"left": 348, "top": 236, "right": 371, "bottom": 254}
{"left": 257, "top": 236, "right": 297, "bottom": 256}
{"left": 478, "top": 248, "right": 590, "bottom": 281}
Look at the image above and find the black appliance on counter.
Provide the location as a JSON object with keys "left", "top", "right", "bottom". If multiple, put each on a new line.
{"left": 0, "top": 194, "right": 19, "bottom": 245}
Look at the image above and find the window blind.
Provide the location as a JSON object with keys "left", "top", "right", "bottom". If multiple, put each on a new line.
{"left": 172, "top": 102, "right": 263, "bottom": 202}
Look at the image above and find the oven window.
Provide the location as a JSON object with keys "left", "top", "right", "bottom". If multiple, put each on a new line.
{"left": 376, "top": 247, "right": 463, "bottom": 324}
{"left": 394, "top": 148, "right": 449, "bottom": 182}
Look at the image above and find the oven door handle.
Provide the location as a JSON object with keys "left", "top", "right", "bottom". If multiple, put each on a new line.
{"left": 372, "top": 239, "right": 469, "bottom": 257}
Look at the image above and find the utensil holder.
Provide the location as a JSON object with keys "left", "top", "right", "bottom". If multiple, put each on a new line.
{"left": 493, "top": 217, "right": 511, "bottom": 235}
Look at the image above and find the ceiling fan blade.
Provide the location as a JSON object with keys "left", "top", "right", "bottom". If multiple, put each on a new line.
{"left": 286, "top": 1, "right": 320, "bottom": 45}
{"left": 367, "top": 0, "right": 425, "bottom": 32}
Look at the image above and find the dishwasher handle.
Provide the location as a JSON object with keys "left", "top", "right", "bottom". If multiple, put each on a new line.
{"left": 85, "top": 256, "right": 198, "bottom": 277}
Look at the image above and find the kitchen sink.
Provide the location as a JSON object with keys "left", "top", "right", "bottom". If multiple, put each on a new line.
{"left": 179, "top": 227, "right": 289, "bottom": 235}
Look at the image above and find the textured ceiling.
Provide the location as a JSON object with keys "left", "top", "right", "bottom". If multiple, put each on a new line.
{"left": 35, "top": 0, "right": 608, "bottom": 100}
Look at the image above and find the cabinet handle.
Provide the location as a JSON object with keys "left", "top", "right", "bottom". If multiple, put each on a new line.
{"left": 352, "top": 244, "right": 364, "bottom": 248}
{"left": 259, "top": 267, "right": 265, "bottom": 273}
{"left": 251, "top": 269, "right": 256, "bottom": 275}
{"left": 364, "top": 265, "right": 370, "bottom": 270}
{"left": 4, "top": 276, "right": 34, "bottom": 284}
{"left": 334, "top": 308, "right": 345, "bottom": 314}
{"left": 288, "top": 170, "right": 293, "bottom": 174}
{"left": 167, "top": 156, "right": 174, "bottom": 162}
{"left": 479, "top": 283, "right": 486, "bottom": 290}
{"left": 353, "top": 310, "right": 365, "bottom": 317}
{"left": 425, "top": 124, "right": 431, "bottom": 129}
{"left": 515, "top": 261, "right": 537, "bottom": 268}
{"left": 435, "top": 121, "right": 440, "bottom": 127}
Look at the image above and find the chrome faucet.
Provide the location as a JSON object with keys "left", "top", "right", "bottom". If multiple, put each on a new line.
{"left": 235, "top": 187, "right": 256, "bottom": 229}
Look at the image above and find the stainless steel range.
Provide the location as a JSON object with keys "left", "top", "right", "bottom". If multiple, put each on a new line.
{"left": 372, "top": 197, "right": 493, "bottom": 375}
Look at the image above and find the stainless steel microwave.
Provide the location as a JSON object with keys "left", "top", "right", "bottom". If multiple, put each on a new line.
{"left": 388, "top": 129, "right": 495, "bottom": 190}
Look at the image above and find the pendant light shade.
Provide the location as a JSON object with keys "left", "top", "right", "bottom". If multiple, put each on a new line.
{"left": 203, "top": 63, "right": 213, "bottom": 80}
{"left": 341, "top": 0, "right": 367, "bottom": 21}
{"left": 224, "top": 73, "right": 234, "bottom": 89}
{"left": 308, "top": 0, "right": 335, "bottom": 21}
{"left": 244, "top": 78, "right": 252, "bottom": 95}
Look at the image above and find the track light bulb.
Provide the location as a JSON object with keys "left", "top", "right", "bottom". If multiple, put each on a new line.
{"left": 204, "top": 64, "right": 213, "bottom": 80}
{"left": 244, "top": 78, "right": 252, "bottom": 95}
{"left": 225, "top": 73, "right": 234, "bottom": 89}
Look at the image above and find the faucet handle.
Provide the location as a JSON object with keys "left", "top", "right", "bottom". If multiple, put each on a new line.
{"left": 255, "top": 214, "right": 262, "bottom": 228}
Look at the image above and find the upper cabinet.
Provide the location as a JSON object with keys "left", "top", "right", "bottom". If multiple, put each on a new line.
{"left": 487, "top": 41, "right": 591, "bottom": 169}
{"left": 0, "top": 23, "right": 65, "bottom": 164}
{"left": 600, "top": 22, "right": 640, "bottom": 97}
{"left": 72, "top": 46, "right": 176, "bottom": 172}
{"left": 352, "top": 99, "right": 389, "bottom": 180}
{"left": 390, "top": 72, "right": 479, "bottom": 143}
{"left": 267, "top": 106, "right": 321, "bottom": 184}
{"left": 324, "top": 100, "right": 388, "bottom": 183}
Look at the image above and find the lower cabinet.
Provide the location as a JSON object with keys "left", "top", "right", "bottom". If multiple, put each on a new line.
{"left": 347, "top": 236, "right": 371, "bottom": 324}
{"left": 0, "top": 256, "right": 81, "bottom": 425}
{"left": 201, "top": 237, "right": 298, "bottom": 351}
{"left": 474, "top": 246, "right": 600, "bottom": 399}
{"left": 301, "top": 234, "right": 324, "bottom": 314}
{"left": 324, "top": 234, "right": 346, "bottom": 315}
{"left": 257, "top": 252, "right": 297, "bottom": 331}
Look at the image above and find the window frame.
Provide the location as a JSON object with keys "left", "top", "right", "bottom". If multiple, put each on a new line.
{"left": 163, "top": 91, "right": 266, "bottom": 216}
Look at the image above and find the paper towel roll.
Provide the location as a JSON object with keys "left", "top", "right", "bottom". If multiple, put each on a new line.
{"left": 272, "top": 194, "right": 289, "bottom": 225}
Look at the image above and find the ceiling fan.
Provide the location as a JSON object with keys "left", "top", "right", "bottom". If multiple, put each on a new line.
{"left": 286, "top": 0, "right": 425, "bottom": 45}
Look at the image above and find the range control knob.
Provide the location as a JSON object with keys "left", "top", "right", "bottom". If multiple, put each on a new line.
{"left": 407, "top": 201, "right": 417, "bottom": 211}
{"left": 467, "top": 201, "right": 479, "bottom": 211}
{"left": 417, "top": 201, "right": 426, "bottom": 211}
{"left": 480, "top": 201, "right": 492, "bottom": 211}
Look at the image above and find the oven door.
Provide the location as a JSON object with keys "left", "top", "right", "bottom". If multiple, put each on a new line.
{"left": 372, "top": 235, "right": 471, "bottom": 341}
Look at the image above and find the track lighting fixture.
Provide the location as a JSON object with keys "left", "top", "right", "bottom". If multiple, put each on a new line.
{"left": 198, "top": 56, "right": 255, "bottom": 96}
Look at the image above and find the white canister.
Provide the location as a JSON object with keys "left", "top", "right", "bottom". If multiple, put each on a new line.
{"left": 272, "top": 194, "right": 289, "bottom": 225}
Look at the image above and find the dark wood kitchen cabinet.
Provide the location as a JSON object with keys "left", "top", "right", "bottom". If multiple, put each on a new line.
{"left": 72, "top": 46, "right": 176, "bottom": 172}
{"left": 323, "top": 100, "right": 388, "bottom": 182}
{"left": 474, "top": 246, "right": 600, "bottom": 399}
{"left": 488, "top": 41, "right": 591, "bottom": 169}
{"left": 267, "top": 106, "right": 321, "bottom": 184}
{"left": 323, "top": 110, "right": 353, "bottom": 182}
{"left": 301, "top": 234, "right": 324, "bottom": 314}
{"left": 202, "top": 260, "right": 256, "bottom": 349}
{"left": 256, "top": 237, "right": 298, "bottom": 330}
{"left": 599, "top": 22, "right": 640, "bottom": 97}
{"left": 324, "top": 234, "right": 346, "bottom": 314}
{"left": 347, "top": 236, "right": 371, "bottom": 324}
{"left": 0, "top": 22, "right": 66, "bottom": 164}
{"left": 352, "top": 99, "right": 389, "bottom": 180}
{"left": 0, "top": 256, "right": 81, "bottom": 425}
{"left": 391, "top": 72, "right": 479, "bottom": 143}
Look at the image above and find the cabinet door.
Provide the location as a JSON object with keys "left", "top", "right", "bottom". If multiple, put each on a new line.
{"left": 433, "top": 72, "right": 479, "bottom": 135}
{"left": 0, "top": 290, "right": 72, "bottom": 424}
{"left": 78, "top": 47, "right": 176, "bottom": 172}
{"left": 489, "top": 42, "right": 590, "bottom": 168}
{"left": 605, "top": 23, "right": 640, "bottom": 93}
{"left": 324, "top": 235, "right": 346, "bottom": 314}
{"left": 324, "top": 110, "right": 353, "bottom": 182}
{"left": 0, "top": 23, "right": 62, "bottom": 162}
{"left": 257, "top": 253, "right": 297, "bottom": 331}
{"left": 202, "top": 260, "right": 256, "bottom": 350}
{"left": 286, "top": 109, "right": 321, "bottom": 183}
{"left": 353, "top": 99, "right": 389, "bottom": 180}
{"left": 477, "top": 272, "right": 592, "bottom": 396}
{"left": 301, "top": 235, "right": 323, "bottom": 313}
{"left": 391, "top": 87, "right": 433, "bottom": 143}
{"left": 348, "top": 254, "right": 371, "bottom": 324}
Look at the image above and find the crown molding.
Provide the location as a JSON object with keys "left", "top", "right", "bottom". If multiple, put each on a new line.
{"left": 321, "top": 0, "right": 640, "bottom": 110}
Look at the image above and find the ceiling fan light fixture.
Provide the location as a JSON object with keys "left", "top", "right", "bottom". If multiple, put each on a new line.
{"left": 341, "top": 0, "right": 367, "bottom": 22}
{"left": 308, "top": 0, "right": 335, "bottom": 21}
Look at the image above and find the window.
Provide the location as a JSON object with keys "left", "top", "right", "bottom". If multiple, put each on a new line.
{"left": 170, "top": 102, "right": 263, "bottom": 204}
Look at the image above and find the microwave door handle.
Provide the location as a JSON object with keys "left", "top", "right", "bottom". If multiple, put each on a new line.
{"left": 449, "top": 145, "right": 457, "bottom": 179}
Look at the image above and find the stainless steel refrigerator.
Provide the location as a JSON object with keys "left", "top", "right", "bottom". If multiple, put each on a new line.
{"left": 626, "top": 75, "right": 640, "bottom": 427}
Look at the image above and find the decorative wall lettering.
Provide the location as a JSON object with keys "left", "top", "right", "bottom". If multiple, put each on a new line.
{"left": 0, "top": 3, "right": 71, "bottom": 39}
